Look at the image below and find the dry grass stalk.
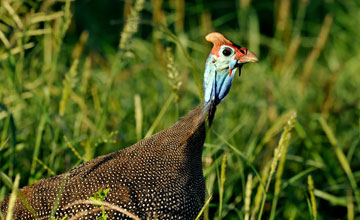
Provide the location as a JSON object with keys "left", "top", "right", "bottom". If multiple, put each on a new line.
{"left": 0, "top": 42, "right": 35, "bottom": 60}
{"left": 63, "top": 136, "right": 84, "bottom": 161}
{"left": 5, "top": 174, "right": 20, "bottom": 220}
{"left": 172, "top": 0, "right": 185, "bottom": 32}
{"left": 269, "top": 111, "right": 294, "bottom": 220}
{"left": 16, "top": 29, "right": 52, "bottom": 37}
{"left": 0, "top": 30, "right": 10, "bottom": 48}
{"left": 319, "top": 117, "right": 360, "bottom": 211}
{"left": 313, "top": 189, "right": 346, "bottom": 206}
{"left": 134, "top": 94, "right": 143, "bottom": 140}
{"left": 257, "top": 112, "right": 296, "bottom": 220}
{"left": 80, "top": 56, "right": 92, "bottom": 95}
{"left": 94, "top": 131, "right": 118, "bottom": 147}
{"left": 347, "top": 190, "right": 354, "bottom": 220}
{"left": 35, "top": 157, "right": 55, "bottom": 176}
{"left": 119, "top": 0, "right": 145, "bottom": 50}
{"left": 144, "top": 94, "right": 175, "bottom": 138}
{"left": 252, "top": 110, "right": 296, "bottom": 162}
{"left": 244, "top": 174, "right": 253, "bottom": 220}
{"left": 50, "top": 174, "right": 69, "bottom": 219}
{"left": 30, "top": 11, "right": 65, "bottom": 24}
{"left": 0, "top": 173, "right": 39, "bottom": 219}
{"left": 240, "top": 0, "right": 252, "bottom": 9}
{"left": 64, "top": 200, "right": 140, "bottom": 220}
{"left": 2, "top": 0, "right": 23, "bottom": 29}
{"left": 166, "top": 47, "right": 182, "bottom": 103}
{"left": 321, "top": 66, "right": 342, "bottom": 117}
{"left": 301, "top": 14, "right": 333, "bottom": 88}
{"left": 251, "top": 162, "right": 270, "bottom": 220}
{"left": 219, "top": 153, "right": 227, "bottom": 218}
{"left": 275, "top": 0, "right": 291, "bottom": 37}
{"left": 200, "top": 11, "right": 212, "bottom": 37}
{"left": 195, "top": 194, "right": 213, "bottom": 220}
{"left": 72, "top": 31, "right": 89, "bottom": 59}
{"left": 59, "top": 59, "right": 79, "bottom": 116}
{"left": 281, "top": 35, "right": 302, "bottom": 74}
{"left": 308, "top": 175, "right": 317, "bottom": 220}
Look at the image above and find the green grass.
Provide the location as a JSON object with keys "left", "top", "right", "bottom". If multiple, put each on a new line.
{"left": 0, "top": 0, "right": 360, "bottom": 219}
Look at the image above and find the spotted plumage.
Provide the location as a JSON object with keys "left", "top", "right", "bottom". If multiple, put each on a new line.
{"left": 0, "top": 32, "right": 258, "bottom": 219}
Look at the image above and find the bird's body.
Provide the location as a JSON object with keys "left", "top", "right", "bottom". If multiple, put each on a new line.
{"left": 1, "top": 105, "right": 207, "bottom": 219}
{"left": 0, "top": 32, "right": 258, "bottom": 219}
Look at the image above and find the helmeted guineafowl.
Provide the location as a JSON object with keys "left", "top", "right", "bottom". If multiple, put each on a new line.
{"left": 0, "top": 32, "right": 258, "bottom": 219}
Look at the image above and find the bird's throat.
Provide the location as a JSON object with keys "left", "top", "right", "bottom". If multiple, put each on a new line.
{"left": 203, "top": 101, "right": 217, "bottom": 126}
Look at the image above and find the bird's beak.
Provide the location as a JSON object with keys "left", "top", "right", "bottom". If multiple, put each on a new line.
{"left": 235, "top": 49, "right": 258, "bottom": 77}
{"left": 240, "top": 50, "right": 259, "bottom": 64}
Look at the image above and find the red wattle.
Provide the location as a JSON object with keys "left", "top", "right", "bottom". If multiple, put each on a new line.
{"left": 229, "top": 69, "right": 232, "bottom": 77}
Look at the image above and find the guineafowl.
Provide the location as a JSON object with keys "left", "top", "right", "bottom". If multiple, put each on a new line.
{"left": 0, "top": 32, "right": 258, "bottom": 220}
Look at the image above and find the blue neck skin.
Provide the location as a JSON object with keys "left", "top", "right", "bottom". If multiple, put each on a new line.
{"left": 203, "top": 54, "right": 237, "bottom": 110}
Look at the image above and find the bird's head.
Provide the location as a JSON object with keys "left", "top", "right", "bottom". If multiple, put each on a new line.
{"left": 203, "top": 32, "right": 258, "bottom": 105}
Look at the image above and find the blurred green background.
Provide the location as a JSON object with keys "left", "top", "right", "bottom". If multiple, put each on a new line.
{"left": 0, "top": 0, "right": 359, "bottom": 219}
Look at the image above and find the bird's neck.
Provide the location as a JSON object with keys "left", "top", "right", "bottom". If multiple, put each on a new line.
{"left": 203, "top": 101, "right": 217, "bottom": 126}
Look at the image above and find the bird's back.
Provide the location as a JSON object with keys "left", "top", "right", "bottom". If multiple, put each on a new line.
{"left": 0, "top": 105, "right": 207, "bottom": 220}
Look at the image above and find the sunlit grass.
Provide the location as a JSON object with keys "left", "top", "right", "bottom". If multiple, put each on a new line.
{"left": 0, "top": 0, "right": 359, "bottom": 219}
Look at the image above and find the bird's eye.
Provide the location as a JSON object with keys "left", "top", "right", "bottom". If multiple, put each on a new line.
{"left": 222, "top": 48, "right": 232, "bottom": 56}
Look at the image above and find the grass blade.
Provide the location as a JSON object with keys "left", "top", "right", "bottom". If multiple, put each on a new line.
{"left": 244, "top": 174, "right": 253, "bottom": 220}
{"left": 134, "top": 94, "right": 143, "bottom": 140}
{"left": 308, "top": 175, "right": 317, "bottom": 220}
{"left": 219, "top": 153, "right": 227, "bottom": 219}
{"left": 195, "top": 194, "right": 213, "bottom": 220}
{"left": 29, "top": 113, "right": 47, "bottom": 184}
{"left": 145, "top": 94, "right": 174, "bottom": 138}
{"left": 319, "top": 116, "right": 360, "bottom": 211}
{"left": 257, "top": 112, "right": 296, "bottom": 220}
{"left": 5, "top": 174, "right": 20, "bottom": 220}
